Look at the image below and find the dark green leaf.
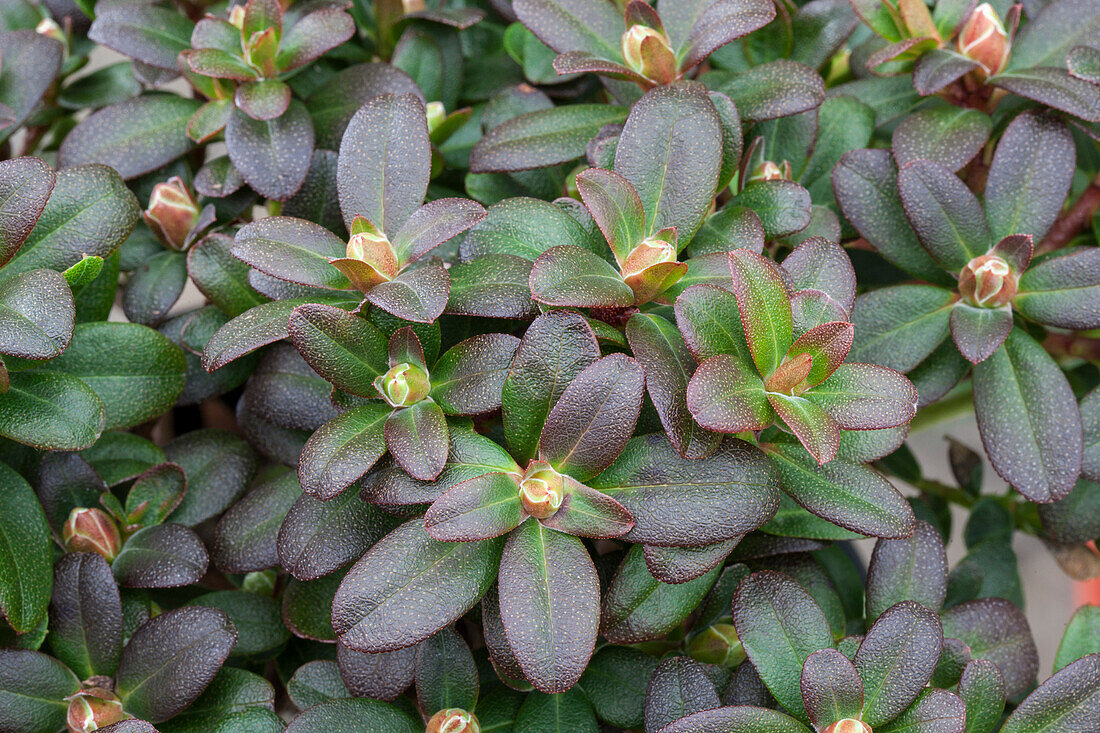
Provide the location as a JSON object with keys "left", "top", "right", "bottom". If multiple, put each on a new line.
{"left": 188, "top": 590, "right": 289, "bottom": 661}
{"left": 0, "top": 31, "right": 63, "bottom": 144}
{"left": 892, "top": 107, "right": 992, "bottom": 173}
{"left": 866, "top": 521, "right": 947, "bottom": 622}
{"left": 957, "top": 659, "right": 1006, "bottom": 733}
{"left": 158, "top": 667, "right": 276, "bottom": 733}
{"left": 79, "top": 431, "right": 162, "bottom": 487}
{"left": 0, "top": 649, "right": 79, "bottom": 733}
{"left": 0, "top": 460, "right": 52, "bottom": 633}
{"left": 642, "top": 656, "right": 720, "bottom": 733}
{"left": 801, "top": 648, "right": 863, "bottom": 730}
{"left": 471, "top": 105, "right": 628, "bottom": 173}
{"left": 0, "top": 371, "right": 104, "bottom": 450}
{"left": 424, "top": 472, "right": 525, "bottom": 542}
{"left": 429, "top": 333, "right": 519, "bottom": 416}
{"left": 285, "top": 698, "right": 419, "bottom": 733}
{"left": 1055, "top": 605, "right": 1100, "bottom": 672}
{"left": 940, "top": 598, "right": 1038, "bottom": 700}
{"left": 415, "top": 626, "right": 478, "bottom": 714}
{"left": 187, "top": 233, "right": 269, "bottom": 318}
{"left": 529, "top": 245, "right": 634, "bottom": 308}
{"left": 1000, "top": 654, "right": 1100, "bottom": 732}
{"left": 125, "top": 462, "right": 186, "bottom": 527}
{"left": 88, "top": 5, "right": 194, "bottom": 70}
{"left": 112, "top": 523, "right": 209, "bottom": 589}
{"left": 855, "top": 601, "right": 943, "bottom": 726}
{"left": 233, "top": 216, "right": 350, "bottom": 290}
{"left": 715, "top": 60, "right": 825, "bottom": 122}
{"left": 577, "top": 646, "right": 658, "bottom": 728}
{"left": 0, "top": 157, "right": 54, "bottom": 267}
{"left": 0, "top": 268, "right": 74, "bottom": 360}
{"left": 512, "top": 688, "right": 598, "bottom": 733}
{"left": 849, "top": 285, "right": 954, "bottom": 373}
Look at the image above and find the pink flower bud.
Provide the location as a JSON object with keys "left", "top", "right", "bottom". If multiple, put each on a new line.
{"left": 66, "top": 689, "right": 127, "bottom": 733}
{"left": 957, "top": 3, "right": 1010, "bottom": 76}
{"left": 143, "top": 176, "right": 200, "bottom": 250}
{"left": 373, "top": 362, "right": 431, "bottom": 407}
{"left": 520, "top": 461, "right": 565, "bottom": 520}
{"left": 621, "top": 24, "right": 677, "bottom": 84}
{"left": 62, "top": 508, "right": 122, "bottom": 562}
{"left": 822, "top": 720, "right": 873, "bottom": 733}
{"left": 958, "top": 254, "right": 1017, "bottom": 307}
{"left": 426, "top": 708, "right": 480, "bottom": 733}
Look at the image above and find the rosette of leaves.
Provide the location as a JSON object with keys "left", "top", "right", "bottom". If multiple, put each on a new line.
{"left": 847, "top": 0, "right": 1100, "bottom": 121}
{"left": 291, "top": 317, "right": 519, "bottom": 488}
{"left": 835, "top": 110, "right": 1100, "bottom": 504}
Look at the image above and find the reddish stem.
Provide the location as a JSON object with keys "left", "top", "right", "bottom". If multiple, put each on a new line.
{"left": 1038, "top": 173, "right": 1100, "bottom": 255}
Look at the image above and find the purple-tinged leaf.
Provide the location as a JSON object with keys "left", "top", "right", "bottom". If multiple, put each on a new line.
{"left": 0, "top": 157, "right": 54, "bottom": 267}
{"left": 940, "top": 598, "right": 1038, "bottom": 700}
{"left": 0, "top": 31, "right": 62, "bottom": 144}
{"left": 801, "top": 648, "right": 863, "bottom": 729}
{"left": 1002, "top": 654, "right": 1100, "bottom": 731}
{"left": 112, "top": 524, "right": 208, "bottom": 589}
{"left": 0, "top": 268, "right": 74, "bottom": 360}
{"left": 88, "top": 6, "right": 192, "bottom": 71}
{"left": 837, "top": 424, "right": 910, "bottom": 464}
{"left": 714, "top": 60, "right": 825, "bottom": 123}
{"left": 678, "top": 0, "right": 777, "bottom": 70}
{"left": 513, "top": 0, "right": 624, "bottom": 57}
{"left": 782, "top": 237, "right": 856, "bottom": 313}
{"left": 424, "top": 472, "right": 525, "bottom": 542}
{"left": 866, "top": 521, "right": 947, "bottom": 622}
{"left": 985, "top": 111, "right": 1075, "bottom": 242}
{"left": 687, "top": 205, "right": 765, "bottom": 257}
{"left": 529, "top": 244, "right": 633, "bottom": 307}
{"left": 285, "top": 698, "right": 419, "bottom": 731}
{"left": 211, "top": 470, "right": 300, "bottom": 574}
{"left": 897, "top": 159, "right": 989, "bottom": 272}
{"left": 387, "top": 326, "right": 426, "bottom": 371}
{"left": 767, "top": 394, "right": 839, "bottom": 466}
{"left": 687, "top": 354, "right": 772, "bottom": 433}
{"left": 446, "top": 254, "right": 537, "bottom": 320}
{"left": 337, "top": 93, "right": 428, "bottom": 237}
{"left": 235, "top": 79, "right": 291, "bottom": 121}
{"left": 539, "top": 353, "right": 644, "bottom": 482}
{"left": 992, "top": 67, "right": 1100, "bottom": 123}
{"left": 674, "top": 283, "right": 754, "bottom": 367}
{"left": 540, "top": 477, "right": 634, "bottom": 538}
{"left": 276, "top": 8, "right": 355, "bottom": 71}
{"left": 289, "top": 304, "right": 388, "bottom": 397}
{"left": 627, "top": 313, "right": 722, "bottom": 458}
{"left": 855, "top": 601, "right": 943, "bottom": 726}
{"left": 480, "top": 585, "right": 528, "bottom": 689}
{"left": 233, "top": 216, "right": 349, "bottom": 290}
{"left": 226, "top": 100, "right": 314, "bottom": 201}
{"left": 849, "top": 285, "right": 954, "bottom": 373}
{"left": 805, "top": 362, "right": 918, "bottom": 430}
{"left": 957, "top": 660, "right": 1006, "bottom": 733}
{"left": 297, "top": 404, "right": 389, "bottom": 500}
{"left": 502, "top": 310, "right": 600, "bottom": 464}
{"left": 552, "top": 51, "right": 649, "bottom": 83}
{"left": 392, "top": 198, "right": 486, "bottom": 266}
{"left": 614, "top": 81, "right": 722, "bottom": 242}
{"left": 709, "top": 91, "right": 742, "bottom": 192}
{"left": 307, "top": 63, "right": 422, "bottom": 150}
{"left": 1082, "top": 387, "right": 1100, "bottom": 483}
{"left": 384, "top": 399, "right": 449, "bottom": 481}
{"left": 429, "top": 333, "right": 520, "bottom": 416}
{"left": 591, "top": 434, "right": 780, "bottom": 546}
{"left": 733, "top": 570, "right": 833, "bottom": 720}
{"left": 1015, "top": 248, "right": 1100, "bottom": 330}
{"left": 791, "top": 290, "right": 849, "bottom": 338}
{"left": 783, "top": 321, "right": 854, "bottom": 391}
{"left": 949, "top": 302, "right": 1012, "bottom": 364}
{"left": 655, "top": 706, "right": 810, "bottom": 733}
{"left": 832, "top": 149, "right": 949, "bottom": 285}
{"left": 577, "top": 167, "right": 646, "bottom": 263}
{"left": 763, "top": 443, "right": 915, "bottom": 538}
{"left": 365, "top": 260, "right": 450, "bottom": 324}
{"left": 336, "top": 644, "right": 414, "bottom": 702}
{"left": 48, "top": 552, "right": 123, "bottom": 679}
{"left": 415, "top": 626, "right": 478, "bottom": 715}
{"left": 892, "top": 107, "right": 991, "bottom": 173}
{"left": 728, "top": 180, "right": 813, "bottom": 241}
{"left": 729, "top": 249, "right": 794, "bottom": 378}
{"left": 972, "top": 328, "right": 1082, "bottom": 503}
{"left": 881, "top": 688, "right": 966, "bottom": 733}
{"left": 643, "top": 656, "right": 720, "bottom": 732}
{"left": 991, "top": 233, "right": 1033, "bottom": 273}
{"left": 499, "top": 519, "right": 599, "bottom": 693}
{"left": 867, "top": 36, "right": 937, "bottom": 74}
{"left": 279, "top": 490, "right": 397, "bottom": 582}
{"left": 470, "top": 104, "right": 629, "bottom": 173}
{"left": 602, "top": 544, "right": 720, "bottom": 644}
{"left": 184, "top": 49, "right": 259, "bottom": 80}
{"left": 643, "top": 539, "right": 740, "bottom": 585}
{"left": 913, "top": 48, "right": 982, "bottom": 96}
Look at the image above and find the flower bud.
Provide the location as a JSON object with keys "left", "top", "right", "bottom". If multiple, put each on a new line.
{"left": 520, "top": 461, "right": 564, "bottom": 520}
{"left": 764, "top": 352, "right": 813, "bottom": 396}
{"left": 143, "top": 176, "right": 200, "bottom": 250}
{"left": 228, "top": 4, "right": 246, "bottom": 29}
{"left": 62, "top": 508, "right": 122, "bottom": 562}
{"left": 957, "top": 3, "right": 1010, "bottom": 76}
{"left": 687, "top": 623, "right": 746, "bottom": 667}
{"left": 374, "top": 362, "right": 431, "bottom": 407}
{"left": 958, "top": 254, "right": 1016, "bottom": 307}
{"left": 427, "top": 708, "right": 480, "bottom": 733}
{"left": 425, "top": 101, "right": 447, "bottom": 133}
{"left": 621, "top": 24, "right": 677, "bottom": 84}
{"left": 823, "top": 720, "right": 873, "bottom": 733}
{"left": 36, "top": 18, "right": 66, "bottom": 43}
{"left": 620, "top": 236, "right": 677, "bottom": 279}
{"left": 747, "top": 160, "right": 791, "bottom": 184}
{"left": 66, "top": 689, "right": 127, "bottom": 733}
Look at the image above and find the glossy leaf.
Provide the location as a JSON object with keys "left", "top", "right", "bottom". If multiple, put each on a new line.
{"left": 729, "top": 250, "right": 793, "bottom": 378}
{"left": 805, "top": 362, "right": 918, "bottom": 430}
{"left": 445, "top": 254, "right": 538, "bottom": 319}
{"left": 226, "top": 100, "right": 314, "bottom": 202}
{"left": 643, "top": 656, "right": 720, "bottom": 733}
{"left": 0, "top": 649, "right": 79, "bottom": 733}
{"left": 801, "top": 648, "right": 863, "bottom": 730}
{"left": 728, "top": 180, "right": 813, "bottom": 241}
{"left": 365, "top": 259, "right": 450, "bottom": 324}
{"left": 687, "top": 354, "right": 772, "bottom": 433}
{"left": 766, "top": 393, "right": 840, "bottom": 466}
{"left": 866, "top": 521, "right": 948, "bottom": 622}
{"left": 0, "top": 157, "right": 54, "bottom": 267}
{"left": 0, "top": 371, "right": 104, "bottom": 451}
{"left": 855, "top": 601, "right": 943, "bottom": 726}
{"left": 1000, "top": 654, "right": 1100, "bottom": 733}
{"left": 897, "top": 158, "right": 989, "bottom": 272}
{"left": 112, "top": 524, "right": 208, "bottom": 589}
{"left": 577, "top": 167, "right": 645, "bottom": 262}
{"left": 0, "top": 268, "right": 73, "bottom": 360}
{"left": 957, "top": 660, "right": 1006, "bottom": 733}
{"left": 940, "top": 598, "right": 1038, "bottom": 700}
{"left": 849, "top": 285, "right": 954, "bottom": 373}
{"left": 424, "top": 471, "right": 525, "bottom": 542}
{"left": 471, "top": 105, "right": 628, "bottom": 173}
{"left": 212, "top": 470, "right": 301, "bottom": 573}
{"left": 233, "top": 216, "right": 349, "bottom": 290}
{"left": 286, "top": 697, "right": 419, "bottom": 732}
{"left": 529, "top": 245, "right": 634, "bottom": 308}
{"left": 577, "top": 646, "right": 657, "bottom": 728}
{"left": 125, "top": 462, "right": 186, "bottom": 527}
{"left": 0, "top": 461, "right": 51, "bottom": 633}
{"left": 892, "top": 107, "right": 992, "bottom": 172}
{"left": 1015, "top": 248, "right": 1100, "bottom": 330}
{"left": 429, "top": 333, "right": 520, "bottom": 416}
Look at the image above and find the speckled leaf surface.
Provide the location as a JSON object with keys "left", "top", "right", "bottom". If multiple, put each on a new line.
{"left": 0, "top": 157, "right": 54, "bottom": 267}
{"left": 729, "top": 250, "right": 793, "bottom": 378}
{"left": 1000, "top": 654, "right": 1100, "bottom": 733}
{"left": 849, "top": 285, "right": 954, "bottom": 373}
{"left": 429, "top": 333, "right": 519, "bottom": 416}
{"left": 940, "top": 598, "right": 1038, "bottom": 700}
{"left": 801, "top": 648, "right": 863, "bottom": 729}
{"left": 1015, "top": 248, "right": 1100, "bottom": 330}
{"left": 226, "top": 100, "right": 314, "bottom": 202}
{"left": 233, "top": 217, "right": 350, "bottom": 291}
{"left": 866, "top": 521, "right": 948, "bottom": 622}
{"left": 212, "top": 469, "right": 301, "bottom": 573}
{"left": 416, "top": 626, "right": 478, "bottom": 714}
{"left": 112, "top": 524, "right": 209, "bottom": 589}
{"left": 528, "top": 245, "right": 634, "bottom": 308}
{"left": 0, "top": 268, "right": 74, "bottom": 360}
{"left": 643, "top": 656, "right": 720, "bottom": 733}
{"left": 471, "top": 105, "right": 628, "bottom": 174}
{"left": 0, "top": 371, "right": 104, "bottom": 450}
{"left": 0, "top": 461, "right": 52, "bottom": 634}
{"left": 0, "top": 649, "right": 79, "bottom": 733}
{"left": 897, "top": 159, "right": 989, "bottom": 272}
{"left": 956, "top": 660, "right": 1005, "bottom": 733}
{"left": 285, "top": 697, "right": 420, "bottom": 732}
{"left": 892, "top": 107, "right": 991, "bottom": 173}
{"left": 855, "top": 601, "right": 943, "bottom": 726}
{"left": 655, "top": 706, "right": 813, "bottom": 733}
{"left": 0, "top": 31, "right": 63, "bottom": 144}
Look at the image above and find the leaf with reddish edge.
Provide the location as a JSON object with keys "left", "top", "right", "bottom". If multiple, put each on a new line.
{"left": 498, "top": 519, "right": 600, "bottom": 694}
{"left": 0, "top": 269, "right": 74, "bottom": 360}
{"left": 892, "top": 107, "right": 992, "bottom": 173}
{"left": 643, "top": 656, "right": 720, "bottom": 731}
{"left": 713, "top": 60, "right": 825, "bottom": 124}
{"left": 337, "top": 93, "right": 429, "bottom": 238}
{"left": 125, "top": 462, "right": 186, "bottom": 527}
{"left": 855, "top": 601, "right": 943, "bottom": 726}
{"left": 727, "top": 180, "right": 813, "bottom": 241}
{"left": 940, "top": 598, "right": 1038, "bottom": 701}
{"left": 1001, "top": 654, "right": 1100, "bottom": 732}
{"left": 663, "top": 252, "right": 734, "bottom": 300}
{"left": 235, "top": 79, "right": 291, "bottom": 122}
{"left": 384, "top": 399, "right": 449, "bottom": 481}
{"left": 880, "top": 688, "right": 966, "bottom": 733}
{"left": 782, "top": 321, "right": 853, "bottom": 392}
{"left": 791, "top": 290, "right": 849, "bottom": 337}
{"left": 763, "top": 442, "right": 915, "bottom": 538}
{"left": 502, "top": 310, "right": 600, "bottom": 465}
{"left": 674, "top": 283, "right": 754, "bottom": 367}
{"left": 643, "top": 539, "right": 740, "bottom": 585}
{"left": 297, "top": 404, "right": 389, "bottom": 500}
{"left": 552, "top": 51, "right": 649, "bottom": 84}
{"left": 276, "top": 8, "right": 356, "bottom": 72}
{"left": 391, "top": 198, "right": 487, "bottom": 267}
{"left": 626, "top": 313, "right": 722, "bottom": 458}
{"left": 233, "top": 216, "right": 349, "bottom": 290}
{"left": 387, "top": 326, "right": 426, "bottom": 370}
{"left": 576, "top": 168, "right": 646, "bottom": 264}
{"left": 0, "top": 157, "right": 54, "bottom": 267}
{"left": 801, "top": 648, "right": 863, "bottom": 729}
{"left": 540, "top": 475, "right": 634, "bottom": 538}
{"left": 913, "top": 48, "right": 981, "bottom": 95}
{"left": 949, "top": 302, "right": 1012, "bottom": 364}
{"left": 989, "top": 233, "right": 1033, "bottom": 273}
{"left": 710, "top": 91, "right": 743, "bottom": 192}
{"left": 897, "top": 158, "right": 990, "bottom": 272}
{"left": 529, "top": 244, "right": 634, "bottom": 308}
{"left": 972, "top": 328, "right": 1082, "bottom": 503}
{"left": 512, "top": 0, "right": 624, "bottom": 58}
{"left": 332, "top": 519, "right": 504, "bottom": 653}
{"left": 848, "top": 285, "right": 954, "bottom": 373}
{"left": 480, "top": 585, "right": 528, "bottom": 689}
{"left": 654, "top": 706, "right": 811, "bottom": 733}
{"left": 538, "top": 353, "right": 645, "bottom": 482}
{"left": 957, "top": 660, "right": 1006, "bottom": 733}
{"left": 590, "top": 434, "right": 780, "bottom": 547}
{"left": 429, "top": 333, "right": 520, "bottom": 416}
{"left": 424, "top": 471, "right": 525, "bottom": 543}
{"left": 732, "top": 570, "right": 833, "bottom": 721}
{"left": 687, "top": 354, "right": 772, "bottom": 433}
{"left": 365, "top": 260, "right": 450, "bottom": 324}
{"left": 865, "top": 521, "right": 948, "bottom": 622}
{"left": 782, "top": 237, "right": 856, "bottom": 313}
{"left": 289, "top": 304, "right": 388, "bottom": 397}
{"left": 804, "top": 362, "right": 918, "bottom": 430}
{"left": 445, "top": 254, "right": 537, "bottom": 320}
{"left": 626, "top": 260, "right": 687, "bottom": 305}
{"left": 730, "top": 250, "right": 794, "bottom": 378}
{"left": 226, "top": 100, "right": 314, "bottom": 202}
{"left": 766, "top": 393, "right": 839, "bottom": 465}
{"left": 1015, "top": 248, "right": 1100, "bottom": 330}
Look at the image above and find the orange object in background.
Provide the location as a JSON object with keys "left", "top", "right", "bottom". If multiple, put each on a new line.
{"left": 1077, "top": 542, "right": 1100, "bottom": 606}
